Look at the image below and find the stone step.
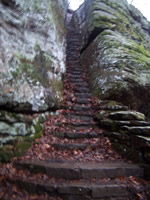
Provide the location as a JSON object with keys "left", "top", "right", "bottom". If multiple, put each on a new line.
{"left": 66, "top": 71, "right": 83, "bottom": 75}
{"left": 67, "top": 74, "right": 84, "bottom": 79}
{"left": 71, "top": 82, "right": 89, "bottom": 87}
{"left": 73, "top": 87, "right": 90, "bottom": 93}
{"left": 71, "top": 105, "right": 91, "bottom": 111}
{"left": 65, "top": 113, "right": 93, "bottom": 121}
{"left": 62, "top": 121, "right": 97, "bottom": 126}
{"left": 56, "top": 122, "right": 98, "bottom": 130}
{"left": 66, "top": 68, "right": 82, "bottom": 71}
{"left": 69, "top": 112, "right": 93, "bottom": 117}
{"left": 51, "top": 131, "right": 103, "bottom": 139}
{"left": 14, "top": 160, "right": 144, "bottom": 180}
{"left": 67, "top": 70, "right": 83, "bottom": 74}
{"left": 75, "top": 98, "right": 91, "bottom": 104}
{"left": 53, "top": 143, "right": 97, "bottom": 151}
{"left": 68, "top": 39, "right": 80, "bottom": 41}
{"left": 70, "top": 77, "right": 86, "bottom": 81}
{"left": 64, "top": 97, "right": 90, "bottom": 105}
{"left": 11, "top": 178, "right": 132, "bottom": 199}
{"left": 74, "top": 93, "right": 92, "bottom": 98}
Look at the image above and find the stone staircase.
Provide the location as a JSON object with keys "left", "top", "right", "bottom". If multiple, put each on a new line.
{"left": 1, "top": 17, "right": 150, "bottom": 200}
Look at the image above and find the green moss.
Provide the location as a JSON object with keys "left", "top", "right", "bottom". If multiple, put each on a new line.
{"left": 49, "top": 1, "right": 66, "bottom": 41}
{"left": 0, "top": 117, "right": 44, "bottom": 163}
{"left": 0, "top": 145, "right": 14, "bottom": 163}
{"left": 33, "top": 121, "right": 43, "bottom": 139}
{"left": 14, "top": 142, "right": 31, "bottom": 157}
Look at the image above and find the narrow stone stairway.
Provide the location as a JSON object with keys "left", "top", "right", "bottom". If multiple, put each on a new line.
{"left": 0, "top": 17, "right": 149, "bottom": 200}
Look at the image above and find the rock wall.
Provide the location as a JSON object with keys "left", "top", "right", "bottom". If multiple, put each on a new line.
{"left": 0, "top": 0, "right": 68, "bottom": 162}
{"left": 0, "top": 0, "right": 68, "bottom": 112}
{"left": 74, "top": 0, "right": 150, "bottom": 116}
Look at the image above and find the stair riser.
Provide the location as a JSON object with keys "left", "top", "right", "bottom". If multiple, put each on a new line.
{"left": 12, "top": 179, "right": 131, "bottom": 200}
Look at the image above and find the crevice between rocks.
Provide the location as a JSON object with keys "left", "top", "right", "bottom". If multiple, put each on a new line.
{"left": 80, "top": 27, "right": 107, "bottom": 54}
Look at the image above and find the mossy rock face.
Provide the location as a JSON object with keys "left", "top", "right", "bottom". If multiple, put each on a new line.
{"left": 74, "top": 0, "right": 150, "bottom": 117}
{"left": 0, "top": 110, "right": 46, "bottom": 163}
{"left": 0, "top": 0, "right": 68, "bottom": 112}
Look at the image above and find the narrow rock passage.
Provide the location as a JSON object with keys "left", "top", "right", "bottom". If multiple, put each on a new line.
{"left": 0, "top": 17, "right": 149, "bottom": 200}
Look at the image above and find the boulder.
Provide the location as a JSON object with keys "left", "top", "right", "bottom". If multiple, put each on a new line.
{"left": 74, "top": 0, "right": 150, "bottom": 116}
{"left": 109, "top": 111, "right": 145, "bottom": 121}
{"left": 0, "top": 110, "right": 47, "bottom": 162}
{"left": 0, "top": 0, "right": 68, "bottom": 162}
{"left": 121, "top": 126, "right": 150, "bottom": 136}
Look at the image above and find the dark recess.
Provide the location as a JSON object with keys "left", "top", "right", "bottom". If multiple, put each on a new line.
{"left": 80, "top": 27, "right": 107, "bottom": 54}
{"left": 1, "top": 0, "right": 17, "bottom": 8}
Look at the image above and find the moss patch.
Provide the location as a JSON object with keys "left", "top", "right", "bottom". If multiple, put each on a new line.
{"left": 0, "top": 114, "right": 44, "bottom": 163}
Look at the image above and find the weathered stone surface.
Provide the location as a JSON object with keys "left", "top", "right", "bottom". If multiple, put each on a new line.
{"left": 53, "top": 143, "right": 97, "bottom": 151}
{"left": 74, "top": 0, "right": 150, "bottom": 116}
{"left": 121, "top": 126, "right": 150, "bottom": 136}
{"left": 0, "top": 0, "right": 68, "bottom": 112}
{"left": 109, "top": 111, "right": 145, "bottom": 121}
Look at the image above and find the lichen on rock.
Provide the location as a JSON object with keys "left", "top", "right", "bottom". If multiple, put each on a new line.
{"left": 0, "top": 110, "right": 47, "bottom": 162}
{"left": 0, "top": 0, "right": 68, "bottom": 162}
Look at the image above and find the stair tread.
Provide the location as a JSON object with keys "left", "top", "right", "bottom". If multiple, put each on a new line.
{"left": 14, "top": 160, "right": 144, "bottom": 181}
{"left": 51, "top": 131, "right": 103, "bottom": 139}
{"left": 53, "top": 143, "right": 97, "bottom": 150}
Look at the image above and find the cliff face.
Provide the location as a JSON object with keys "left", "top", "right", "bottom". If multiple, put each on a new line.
{"left": 0, "top": 0, "right": 68, "bottom": 112}
{"left": 74, "top": 0, "right": 150, "bottom": 116}
{"left": 0, "top": 0, "right": 68, "bottom": 162}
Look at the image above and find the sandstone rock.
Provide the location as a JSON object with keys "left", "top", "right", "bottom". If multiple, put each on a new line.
{"left": 133, "top": 135, "right": 150, "bottom": 148}
{"left": 0, "top": 111, "right": 46, "bottom": 146}
{"left": 0, "top": 0, "right": 68, "bottom": 112}
{"left": 74, "top": 0, "right": 150, "bottom": 116}
{"left": 109, "top": 111, "right": 145, "bottom": 121}
{"left": 121, "top": 126, "right": 150, "bottom": 136}
{"left": 0, "top": 110, "right": 47, "bottom": 162}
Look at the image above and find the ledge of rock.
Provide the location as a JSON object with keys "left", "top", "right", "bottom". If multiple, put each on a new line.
{"left": 0, "top": 0, "right": 68, "bottom": 162}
